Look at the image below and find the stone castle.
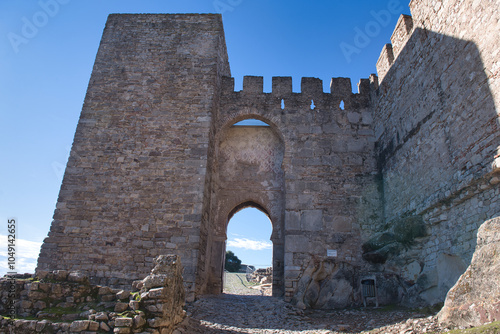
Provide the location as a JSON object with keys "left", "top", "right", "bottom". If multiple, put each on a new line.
{"left": 37, "top": 0, "right": 499, "bottom": 308}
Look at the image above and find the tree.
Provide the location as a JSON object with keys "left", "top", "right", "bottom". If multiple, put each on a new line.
{"left": 225, "top": 250, "right": 242, "bottom": 272}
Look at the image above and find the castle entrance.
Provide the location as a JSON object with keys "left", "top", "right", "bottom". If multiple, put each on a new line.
{"left": 223, "top": 205, "right": 273, "bottom": 295}
{"left": 200, "top": 117, "right": 286, "bottom": 297}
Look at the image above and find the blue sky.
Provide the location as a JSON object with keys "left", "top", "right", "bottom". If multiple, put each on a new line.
{"left": 0, "top": 0, "right": 411, "bottom": 275}
{"left": 227, "top": 208, "right": 273, "bottom": 269}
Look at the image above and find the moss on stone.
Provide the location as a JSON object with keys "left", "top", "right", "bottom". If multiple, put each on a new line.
{"left": 42, "top": 306, "right": 79, "bottom": 315}
{"left": 392, "top": 215, "right": 426, "bottom": 248}
{"left": 362, "top": 215, "right": 426, "bottom": 263}
{"left": 131, "top": 292, "right": 141, "bottom": 301}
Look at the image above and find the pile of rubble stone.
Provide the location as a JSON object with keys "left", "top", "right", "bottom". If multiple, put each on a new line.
{"left": 248, "top": 267, "right": 272, "bottom": 285}
{"left": 0, "top": 255, "right": 185, "bottom": 334}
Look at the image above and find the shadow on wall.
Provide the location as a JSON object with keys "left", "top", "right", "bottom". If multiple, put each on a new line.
{"left": 368, "top": 27, "right": 499, "bottom": 307}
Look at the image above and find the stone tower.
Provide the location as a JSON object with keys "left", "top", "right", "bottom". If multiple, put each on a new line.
{"left": 37, "top": 14, "right": 232, "bottom": 301}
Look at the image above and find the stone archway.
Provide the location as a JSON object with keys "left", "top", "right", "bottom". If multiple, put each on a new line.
{"left": 201, "top": 117, "right": 286, "bottom": 297}
{"left": 224, "top": 200, "right": 283, "bottom": 296}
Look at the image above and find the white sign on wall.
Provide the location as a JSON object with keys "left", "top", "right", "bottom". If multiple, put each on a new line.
{"left": 327, "top": 249, "right": 338, "bottom": 257}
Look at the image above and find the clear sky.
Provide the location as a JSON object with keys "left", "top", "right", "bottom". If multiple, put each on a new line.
{"left": 0, "top": 0, "right": 411, "bottom": 275}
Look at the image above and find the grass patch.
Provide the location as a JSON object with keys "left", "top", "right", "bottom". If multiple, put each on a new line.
{"left": 413, "top": 303, "right": 443, "bottom": 315}
{"left": 16, "top": 278, "right": 36, "bottom": 282}
{"left": 42, "top": 306, "right": 79, "bottom": 315}
{"left": 1, "top": 315, "right": 38, "bottom": 321}
{"left": 117, "top": 310, "right": 140, "bottom": 318}
{"left": 444, "top": 321, "right": 500, "bottom": 334}
{"left": 376, "top": 304, "right": 405, "bottom": 312}
{"left": 232, "top": 273, "right": 261, "bottom": 287}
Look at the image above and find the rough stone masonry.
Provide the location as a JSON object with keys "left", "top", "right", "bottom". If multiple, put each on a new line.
{"left": 37, "top": 0, "right": 500, "bottom": 309}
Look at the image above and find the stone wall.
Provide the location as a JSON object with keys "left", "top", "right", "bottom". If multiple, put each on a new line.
{"left": 215, "top": 76, "right": 378, "bottom": 303}
{"left": 1, "top": 255, "right": 185, "bottom": 334}
{"left": 371, "top": 0, "right": 500, "bottom": 305}
{"left": 36, "top": 14, "right": 231, "bottom": 302}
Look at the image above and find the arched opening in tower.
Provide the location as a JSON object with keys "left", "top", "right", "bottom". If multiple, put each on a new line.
{"left": 223, "top": 205, "right": 273, "bottom": 296}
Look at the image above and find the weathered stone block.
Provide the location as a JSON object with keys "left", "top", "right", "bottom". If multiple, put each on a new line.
{"left": 243, "top": 76, "right": 263, "bottom": 94}
{"left": 114, "top": 317, "right": 133, "bottom": 327}
{"left": 148, "top": 287, "right": 165, "bottom": 299}
{"left": 285, "top": 211, "right": 300, "bottom": 230}
{"left": 300, "top": 210, "right": 323, "bottom": 231}
{"left": 116, "top": 290, "right": 130, "bottom": 300}
{"left": 29, "top": 282, "right": 39, "bottom": 291}
{"left": 35, "top": 320, "right": 48, "bottom": 332}
{"left": 101, "top": 294, "right": 116, "bottom": 302}
{"left": 114, "top": 302, "right": 129, "bottom": 313}
{"left": 285, "top": 235, "right": 309, "bottom": 253}
{"left": 88, "top": 320, "right": 100, "bottom": 331}
{"left": 272, "top": 76, "right": 292, "bottom": 96}
{"left": 95, "top": 312, "right": 108, "bottom": 321}
{"left": 53, "top": 270, "right": 69, "bottom": 281}
{"left": 33, "top": 301, "right": 47, "bottom": 310}
{"left": 129, "top": 300, "right": 140, "bottom": 310}
{"left": 98, "top": 286, "right": 112, "bottom": 295}
{"left": 134, "top": 314, "right": 147, "bottom": 328}
{"left": 330, "top": 77, "right": 352, "bottom": 97}
{"left": 69, "top": 320, "right": 89, "bottom": 332}
{"left": 68, "top": 272, "right": 89, "bottom": 284}
{"left": 347, "top": 112, "right": 360, "bottom": 124}
{"left": 100, "top": 321, "right": 111, "bottom": 332}
{"left": 113, "top": 327, "right": 132, "bottom": 334}
{"left": 301, "top": 77, "right": 323, "bottom": 96}
{"left": 331, "top": 216, "right": 352, "bottom": 233}
{"left": 20, "top": 300, "right": 33, "bottom": 309}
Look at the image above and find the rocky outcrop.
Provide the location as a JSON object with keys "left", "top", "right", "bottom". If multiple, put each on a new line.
{"left": 438, "top": 217, "right": 500, "bottom": 327}
{"left": 291, "top": 259, "right": 356, "bottom": 309}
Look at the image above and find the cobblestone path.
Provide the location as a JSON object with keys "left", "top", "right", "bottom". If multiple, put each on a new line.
{"left": 223, "top": 272, "right": 262, "bottom": 296}
{"left": 174, "top": 294, "right": 449, "bottom": 333}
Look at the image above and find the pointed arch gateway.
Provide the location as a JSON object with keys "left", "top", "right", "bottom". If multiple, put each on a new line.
{"left": 199, "top": 116, "right": 286, "bottom": 297}
{"left": 224, "top": 201, "right": 275, "bottom": 292}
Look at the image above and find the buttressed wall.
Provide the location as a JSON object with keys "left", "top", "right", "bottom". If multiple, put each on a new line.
{"left": 38, "top": 0, "right": 500, "bottom": 308}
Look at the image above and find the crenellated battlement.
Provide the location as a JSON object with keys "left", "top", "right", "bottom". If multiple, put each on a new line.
{"left": 219, "top": 75, "right": 376, "bottom": 129}
{"left": 391, "top": 14, "right": 413, "bottom": 58}
{"left": 376, "top": 14, "right": 414, "bottom": 82}
{"left": 222, "top": 75, "right": 372, "bottom": 99}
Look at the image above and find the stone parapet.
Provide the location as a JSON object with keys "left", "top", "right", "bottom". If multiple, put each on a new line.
{"left": 390, "top": 14, "right": 413, "bottom": 58}
{"left": 376, "top": 44, "right": 394, "bottom": 83}
{"left": 223, "top": 76, "right": 371, "bottom": 98}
